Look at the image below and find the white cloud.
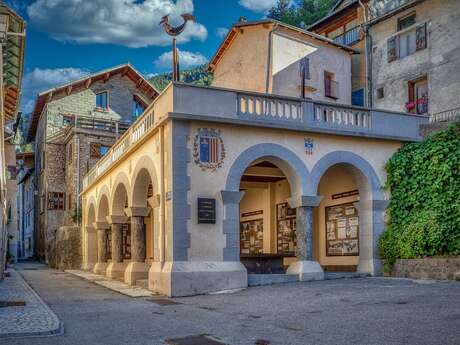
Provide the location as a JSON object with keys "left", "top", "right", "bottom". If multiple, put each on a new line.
{"left": 20, "top": 67, "right": 89, "bottom": 113}
{"left": 239, "top": 0, "right": 278, "bottom": 13}
{"left": 154, "top": 50, "right": 208, "bottom": 70}
{"left": 216, "top": 27, "right": 229, "bottom": 38}
{"left": 27, "top": 0, "right": 208, "bottom": 48}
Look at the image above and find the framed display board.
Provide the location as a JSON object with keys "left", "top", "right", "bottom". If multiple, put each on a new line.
{"left": 240, "top": 219, "right": 264, "bottom": 255}
{"left": 122, "top": 223, "right": 131, "bottom": 260}
{"left": 326, "top": 203, "right": 359, "bottom": 256}
{"left": 276, "top": 202, "right": 297, "bottom": 255}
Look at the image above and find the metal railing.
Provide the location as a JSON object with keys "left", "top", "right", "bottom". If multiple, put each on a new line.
{"left": 62, "top": 115, "right": 131, "bottom": 136}
{"left": 237, "top": 94, "right": 302, "bottom": 123}
{"left": 333, "top": 26, "right": 360, "bottom": 46}
{"left": 430, "top": 107, "right": 460, "bottom": 123}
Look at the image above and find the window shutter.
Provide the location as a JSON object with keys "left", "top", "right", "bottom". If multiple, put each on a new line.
{"left": 90, "top": 143, "right": 101, "bottom": 158}
{"left": 416, "top": 23, "right": 427, "bottom": 51}
{"left": 387, "top": 36, "right": 399, "bottom": 62}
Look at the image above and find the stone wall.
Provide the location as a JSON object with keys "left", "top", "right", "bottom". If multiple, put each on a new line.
{"left": 54, "top": 226, "right": 81, "bottom": 270}
{"left": 391, "top": 258, "right": 460, "bottom": 280}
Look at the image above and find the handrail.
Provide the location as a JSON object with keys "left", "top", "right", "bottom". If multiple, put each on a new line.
{"left": 333, "top": 26, "right": 360, "bottom": 46}
{"left": 430, "top": 107, "right": 460, "bottom": 123}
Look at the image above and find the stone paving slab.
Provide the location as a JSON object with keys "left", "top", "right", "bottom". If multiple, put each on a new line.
{"left": 66, "top": 270, "right": 154, "bottom": 297}
{"left": 0, "top": 269, "right": 62, "bottom": 338}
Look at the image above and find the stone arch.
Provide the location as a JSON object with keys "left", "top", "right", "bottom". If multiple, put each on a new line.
{"left": 86, "top": 197, "right": 96, "bottom": 226}
{"left": 84, "top": 197, "right": 97, "bottom": 270}
{"left": 222, "top": 143, "right": 310, "bottom": 262}
{"left": 308, "top": 151, "right": 384, "bottom": 200}
{"left": 225, "top": 143, "right": 310, "bottom": 196}
{"left": 96, "top": 185, "right": 110, "bottom": 222}
{"left": 309, "top": 151, "right": 387, "bottom": 275}
{"left": 131, "top": 156, "right": 158, "bottom": 207}
{"left": 111, "top": 172, "right": 130, "bottom": 216}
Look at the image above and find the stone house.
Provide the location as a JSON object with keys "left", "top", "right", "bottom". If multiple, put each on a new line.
{"left": 368, "top": 0, "right": 460, "bottom": 124}
{"left": 26, "top": 64, "right": 158, "bottom": 265}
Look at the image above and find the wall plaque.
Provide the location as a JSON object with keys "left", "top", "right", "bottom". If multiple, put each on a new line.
{"left": 197, "top": 198, "right": 216, "bottom": 224}
{"left": 326, "top": 203, "right": 359, "bottom": 256}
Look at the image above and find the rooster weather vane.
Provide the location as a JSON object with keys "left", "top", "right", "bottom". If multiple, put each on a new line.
{"left": 160, "top": 14, "right": 196, "bottom": 82}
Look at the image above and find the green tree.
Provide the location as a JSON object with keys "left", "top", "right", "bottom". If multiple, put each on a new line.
{"left": 268, "top": 0, "right": 337, "bottom": 28}
{"left": 149, "top": 65, "right": 213, "bottom": 92}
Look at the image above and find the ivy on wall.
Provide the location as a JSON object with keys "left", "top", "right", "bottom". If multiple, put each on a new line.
{"left": 379, "top": 122, "right": 460, "bottom": 271}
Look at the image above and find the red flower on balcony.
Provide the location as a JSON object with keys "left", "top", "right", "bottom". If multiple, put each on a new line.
{"left": 405, "top": 101, "right": 416, "bottom": 111}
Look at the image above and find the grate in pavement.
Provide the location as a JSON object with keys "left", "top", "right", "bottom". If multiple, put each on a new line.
{"left": 22, "top": 267, "right": 38, "bottom": 270}
{"left": 0, "top": 300, "right": 26, "bottom": 308}
{"left": 165, "top": 335, "right": 226, "bottom": 345}
{"left": 146, "top": 298, "right": 181, "bottom": 306}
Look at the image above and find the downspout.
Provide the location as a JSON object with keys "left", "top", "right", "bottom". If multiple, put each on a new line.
{"left": 76, "top": 135, "right": 80, "bottom": 226}
{"left": 359, "top": 0, "right": 373, "bottom": 108}
{"left": 159, "top": 125, "right": 166, "bottom": 265}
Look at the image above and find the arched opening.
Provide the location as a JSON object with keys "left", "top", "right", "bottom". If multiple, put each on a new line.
{"left": 309, "top": 151, "right": 385, "bottom": 275}
{"left": 131, "top": 168, "right": 156, "bottom": 263}
{"left": 94, "top": 193, "right": 110, "bottom": 274}
{"left": 111, "top": 183, "right": 130, "bottom": 262}
{"left": 239, "top": 159, "right": 298, "bottom": 274}
{"left": 85, "top": 203, "right": 97, "bottom": 269}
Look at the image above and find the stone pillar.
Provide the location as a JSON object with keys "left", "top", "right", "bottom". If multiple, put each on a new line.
{"left": 124, "top": 207, "right": 151, "bottom": 285}
{"left": 286, "top": 195, "right": 324, "bottom": 281}
{"left": 355, "top": 199, "right": 389, "bottom": 276}
{"left": 105, "top": 215, "right": 129, "bottom": 280}
{"left": 92, "top": 222, "right": 110, "bottom": 275}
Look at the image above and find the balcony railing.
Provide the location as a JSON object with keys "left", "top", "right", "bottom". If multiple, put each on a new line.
{"left": 333, "top": 26, "right": 360, "bottom": 46}
{"left": 430, "top": 107, "right": 460, "bottom": 123}
{"left": 82, "top": 83, "right": 428, "bottom": 191}
{"left": 62, "top": 115, "right": 131, "bottom": 136}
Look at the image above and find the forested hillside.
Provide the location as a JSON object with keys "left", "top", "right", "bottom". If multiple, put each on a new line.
{"left": 268, "top": 0, "right": 336, "bottom": 28}
{"left": 149, "top": 65, "right": 213, "bottom": 92}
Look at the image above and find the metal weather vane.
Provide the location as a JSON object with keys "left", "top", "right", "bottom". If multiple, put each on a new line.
{"left": 160, "top": 14, "right": 196, "bottom": 82}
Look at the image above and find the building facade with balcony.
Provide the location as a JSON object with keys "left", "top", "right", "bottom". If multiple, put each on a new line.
{"left": 368, "top": 0, "right": 460, "bottom": 126}
{"left": 27, "top": 64, "right": 158, "bottom": 265}
{"left": 80, "top": 20, "right": 428, "bottom": 297}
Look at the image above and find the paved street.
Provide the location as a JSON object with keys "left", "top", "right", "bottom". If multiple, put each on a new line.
{"left": 4, "top": 262, "right": 460, "bottom": 345}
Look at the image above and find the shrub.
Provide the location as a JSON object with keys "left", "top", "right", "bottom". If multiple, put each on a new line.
{"left": 379, "top": 122, "right": 460, "bottom": 271}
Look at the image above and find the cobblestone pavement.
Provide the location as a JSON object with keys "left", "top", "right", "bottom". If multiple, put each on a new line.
{"left": 4, "top": 262, "right": 460, "bottom": 345}
{"left": 0, "top": 267, "right": 61, "bottom": 338}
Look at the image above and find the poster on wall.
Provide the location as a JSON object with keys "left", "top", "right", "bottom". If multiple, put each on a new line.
{"left": 240, "top": 219, "right": 264, "bottom": 255}
{"left": 276, "top": 202, "right": 297, "bottom": 255}
{"left": 326, "top": 203, "right": 359, "bottom": 256}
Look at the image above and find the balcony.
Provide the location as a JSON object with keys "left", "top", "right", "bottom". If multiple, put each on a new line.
{"left": 82, "top": 82, "right": 428, "bottom": 190}
{"left": 333, "top": 26, "right": 361, "bottom": 46}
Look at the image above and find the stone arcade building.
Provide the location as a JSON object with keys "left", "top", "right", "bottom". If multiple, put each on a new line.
{"left": 80, "top": 19, "right": 427, "bottom": 297}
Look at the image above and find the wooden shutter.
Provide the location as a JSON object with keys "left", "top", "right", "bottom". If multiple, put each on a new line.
{"left": 387, "top": 36, "right": 399, "bottom": 62}
{"left": 90, "top": 143, "right": 101, "bottom": 158}
{"left": 416, "top": 23, "right": 427, "bottom": 51}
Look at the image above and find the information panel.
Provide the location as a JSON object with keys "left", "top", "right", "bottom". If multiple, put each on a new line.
{"left": 197, "top": 198, "right": 216, "bottom": 224}
{"left": 326, "top": 203, "right": 359, "bottom": 256}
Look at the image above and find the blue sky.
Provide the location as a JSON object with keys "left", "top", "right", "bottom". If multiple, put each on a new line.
{"left": 7, "top": 0, "right": 278, "bottom": 114}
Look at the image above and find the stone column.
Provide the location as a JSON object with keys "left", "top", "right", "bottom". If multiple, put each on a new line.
{"left": 286, "top": 195, "right": 324, "bottom": 281}
{"left": 355, "top": 199, "right": 389, "bottom": 276}
{"left": 92, "top": 222, "right": 110, "bottom": 275}
{"left": 106, "top": 215, "right": 129, "bottom": 280}
{"left": 124, "top": 207, "right": 151, "bottom": 285}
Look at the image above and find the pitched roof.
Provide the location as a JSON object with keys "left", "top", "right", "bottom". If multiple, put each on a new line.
{"left": 208, "top": 18, "right": 358, "bottom": 72}
{"left": 308, "top": 0, "right": 361, "bottom": 31}
{"left": 26, "top": 63, "right": 159, "bottom": 142}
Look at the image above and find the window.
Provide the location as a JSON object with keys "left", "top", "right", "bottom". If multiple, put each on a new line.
{"left": 352, "top": 89, "right": 365, "bottom": 107}
{"left": 133, "top": 95, "right": 145, "bottom": 118}
{"left": 90, "top": 142, "right": 111, "bottom": 159}
{"left": 377, "top": 87, "right": 384, "bottom": 99}
{"left": 47, "top": 192, "right": 65, "bottom": 211}
{"left": 387, "top": 23, "right": 427, "bottom": 62}
{"left": 398, "top": 13, "right": 416, "bottom": 31}
{"left": 324, "top": 71, "right": 338, "bottom": 99}
{"left": 68, "top": 194, "right": 72, "bottom": 210}
{"left": 407, "top": 77, "right": 428, "bottom": 114}
{"left": 6, "top": 166, "right": 16, "bottom": 180}
{"left": 96, "top": 91, "right": 108, "bottom": 111}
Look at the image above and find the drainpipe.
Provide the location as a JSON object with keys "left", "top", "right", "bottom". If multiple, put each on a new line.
{"left": 76, "top": 136, "right": 80, "bottom": 226}
{"left": 159, "top": 125, "right": 166, "bottom": 265}
{"left": 359, "top": 0, "right": 373, "bottom": 108}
